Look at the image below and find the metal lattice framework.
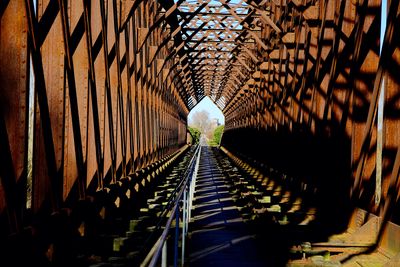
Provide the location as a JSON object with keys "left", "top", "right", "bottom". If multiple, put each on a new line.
{"left": 1, "top": 0, "right": 400, "bottom": 259}
{"left": 0, "top": 0, "right": 193, "bottom": 231}
{"left": 173, "top": 0, "right": 257, "bottom": 109}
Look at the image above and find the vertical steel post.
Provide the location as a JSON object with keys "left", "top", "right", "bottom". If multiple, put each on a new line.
{"left": 182, "top": 187, "right": 187, "bottom": 266}
{"left": 174, "top": 207, "right": 179, "bottom": 267}
{"left": 188, "top": 146, "right": 200, "bottom": 225}
{"left": 188, "top": 179, "right": 193, "bottom": 222}
{"left": 375, "top": 0, "right": 388, "bottom": 209}
{"left": 162, "top": 241, "right": 167, "bottom": 267}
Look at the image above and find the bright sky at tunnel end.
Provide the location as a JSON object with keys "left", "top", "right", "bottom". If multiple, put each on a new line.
{"left": 188, "top": 96, "right": 225, "bottom": 125}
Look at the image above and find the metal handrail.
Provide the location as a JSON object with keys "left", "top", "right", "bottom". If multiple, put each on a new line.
{"left": 140, "top": 147, "right": 196, "bottom": 250}
{"left": 141, "top": 145, "right": 201, "bottom": 267}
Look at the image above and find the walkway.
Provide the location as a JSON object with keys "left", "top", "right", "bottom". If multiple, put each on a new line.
{"left": 188, "top": 146, "right": 267, "bottom": 266}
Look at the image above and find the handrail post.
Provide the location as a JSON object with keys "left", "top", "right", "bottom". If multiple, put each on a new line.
{"left": 174, "top": 206, "right": 180, "bottom": 267}
{"left": 162, "top": 241, "right": 167, "bottom": 267}
{"left": 182, "top": 186, "right": 187, "bottom": 266}
{"left": 189, "top": 146, "right": 201, "bottom": 222}
{"left": 189, "top": 174, "right": 194, "bottom": 222}
{"left": 185, "top": 185, "right": 189, "bottom": 234}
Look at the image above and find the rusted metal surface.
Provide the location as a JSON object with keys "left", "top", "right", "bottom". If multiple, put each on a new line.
{"left": 0, "top": 0, "right": 189, "bottom": 236}
{"left": 221, "top": 0, "right": 400, "bottom": 262}
{"left": 0, "top": 0, "right": 400, "bottom": 264}
{"left": 0, "top": 0, "right": 28, "bottom": 233}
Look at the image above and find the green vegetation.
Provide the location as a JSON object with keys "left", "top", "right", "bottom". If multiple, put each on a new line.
{"left": 188, "top": 126, "right": 201, "bottom": 144}
{"left": 208, "top": 125, "right": 224, "bottom": 147}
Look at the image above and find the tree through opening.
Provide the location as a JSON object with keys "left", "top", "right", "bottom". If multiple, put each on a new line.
{"left": 188, "top": 97, "right": 225, "bottom": 146}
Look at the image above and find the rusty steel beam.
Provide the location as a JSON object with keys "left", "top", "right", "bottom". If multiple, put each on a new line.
{"left": 1, "top": 1, "right": 400, "bottom": 265}
{"left": 0, "top": 0, "right": 190, "bottom": 236}
{"left": 222, "top": 0, "right": 400, "bottom": 260}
